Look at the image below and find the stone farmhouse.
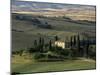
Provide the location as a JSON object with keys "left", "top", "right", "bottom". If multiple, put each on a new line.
{"left": 54, "top": 41, "right": 66, "bottom": 49}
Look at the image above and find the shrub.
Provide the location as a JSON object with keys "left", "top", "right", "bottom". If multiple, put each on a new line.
{"left": 33, "top": 53, "right": 45, "bottom": 60}
{"left": 88, "top": 45, "right": 96, "bottom": 60}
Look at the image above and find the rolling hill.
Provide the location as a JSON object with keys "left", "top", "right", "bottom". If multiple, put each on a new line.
{"left": 11, "top": 0, "right": 96, "bottom": 21}
{"left": 12, "top": 13, "right": 96, "bottom": 51}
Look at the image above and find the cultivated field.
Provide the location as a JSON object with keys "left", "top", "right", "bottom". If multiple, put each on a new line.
{"left": 12, "top": 55, "right": 96, "bottom": 73}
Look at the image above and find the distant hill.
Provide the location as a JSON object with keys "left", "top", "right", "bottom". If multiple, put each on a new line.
{"left": 11, "top": 0, "right": 96, "bottom": 21}
{"left": 11, "top": 0, "right": 95, "bottom": 11}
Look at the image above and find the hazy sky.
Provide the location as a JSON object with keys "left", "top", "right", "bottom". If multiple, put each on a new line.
{"left": 15, "top": 0, "right": 96, "bottom": 5}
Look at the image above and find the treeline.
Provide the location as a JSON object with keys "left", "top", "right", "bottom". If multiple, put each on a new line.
{"left": 12, "top": 34, "right": 96, "bottom": 61}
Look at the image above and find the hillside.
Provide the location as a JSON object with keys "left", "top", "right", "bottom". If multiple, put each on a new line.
{"left": 12, "top": 13, "right": 96, "bottom": 51}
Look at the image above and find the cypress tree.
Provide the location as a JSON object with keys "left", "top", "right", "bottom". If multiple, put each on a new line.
{"left": 33, "top": 40, "right": 38, "bottom": 52}
{"left": 73, "top": 35, "right": 76, "bottom": 47}
{"left": 70, "top": 36, "right": 73, "bottom": 48}
{"left": 41, "top": 38, "right": 44, "bottom": 51}
{"left": 82, "top": 38, "right": 85, "bottom": 57}
{"left": 77, "top": 34, "right": 80, "bottom": 56}
{"left": 49, "top": 40, "right": 52, "bottom": 50}
{"left": 55, "top": 35, "right": 59, "bottom": 41}
{"left": 86, "top": 38, "right": 89, "bottom": 58}
{"left": 39, "top": 37, "right": 42, "bottom": 51}
{"left": 39, "top": 37, "right": 42, "bottom": 45}
{"left": 82, "top": 38, "right": 85, "bottom": 46}
{"left": 34, "top": 40, "right": 37, "bottom": 47}
{"left": 82, "top": 34, "right": 90, "bottom": 58}
{"left": 65, "top": 36, "right": 69, "bottom": 48}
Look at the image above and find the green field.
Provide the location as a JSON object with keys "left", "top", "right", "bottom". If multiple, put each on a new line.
{"left": 11, "top": 13, "right": 96, "bottom": 74}
{"left": 12, "top": 55, "right": 96, "bottom": 73}
{"left": 12, "top": 13, "right": 96, "bottom": 51}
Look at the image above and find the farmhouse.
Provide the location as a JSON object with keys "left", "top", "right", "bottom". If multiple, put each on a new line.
{"left": 54, "top": 41, "right": 65, "bottom": 49}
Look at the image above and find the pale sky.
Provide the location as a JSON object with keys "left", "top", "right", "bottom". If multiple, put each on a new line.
{"left": 16, "top": 0, "right": 96, "bottom": 5}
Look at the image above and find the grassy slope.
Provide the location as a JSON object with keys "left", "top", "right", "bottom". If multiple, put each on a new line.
{"left": 12, "top": 55, "right": 96, "bottom": 73}
{"left": 12, "top": 14, "right": 96, "bottom": 51}
{"left": 11, "top": 14, "right": 96, "bottom": 73}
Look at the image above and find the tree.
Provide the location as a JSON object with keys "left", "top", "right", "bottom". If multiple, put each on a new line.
{"left": 65, "top": 36, "right": 69, "bottom": 48}
{"left": 19, "top": 49, "right": 23, "bottom": 56}
{"left": 88, "top": 45, "right": 96, "bottom": 60}
{"left": 39, "top": 37, "right": 42, "bottom": 44}
{"left": 82, "top": 38, "right": 85, "bottom": 46}
{"left": 33, "top": 53, "right": 45, "bottom": 61}
{"left": 32, "top": 18, "right": 41, "bottom": 24}
{"left": 38, "top": 37, "right": 42, "bottom": 51}
{"left": 34, "top": 40, "right": 37, "bottom": 47}
{"left": 38, "top": 37, "right": 45, "bottom": 52}
{"left": 49, "top": 40, "right": 52, "bottom": 50}
{"left": 41, "top": 38, "right": 44, "bottom": 51}
{"left": 41, "top": 38, "right": 44, "bottom": 45}
{"left": 73, "top": 35, "right": 76, "bottom": 47}
{"left": 70, "top": 36, "right": 73, "bottom": 48}
{"left": 82, "top": 34, "right": 90, "bottom": 58}
{"left": 77, "top": 34, "right": 80, "bottom": 56}
{"left": 45, "top": 22, "right": 48, "bottom": 25}
{"left": 85, "top": 38, "right": 89, "bottom": 58}
{"left": 55, "top": 35, "right": 59, "bottom": 41}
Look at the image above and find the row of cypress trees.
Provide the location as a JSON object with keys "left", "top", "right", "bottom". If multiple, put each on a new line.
{"left": 32, "top": 34, "right": 89, "bottom": 57}
{"left": 68, "top": 34, "right": 90, "bottom": 57}
{"left": 12, "top": 34, "right": 95, "bottom": 60}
